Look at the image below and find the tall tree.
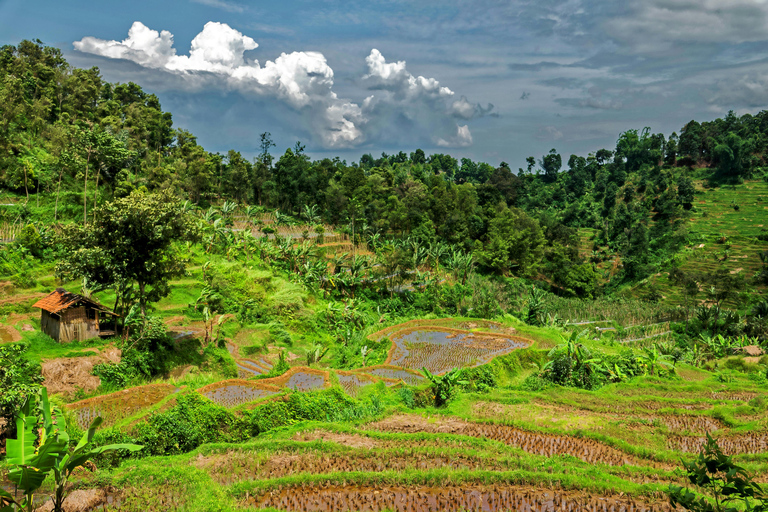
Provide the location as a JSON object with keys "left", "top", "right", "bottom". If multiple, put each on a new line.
{"left": 57, "top": 189, "right": 199, "bottom": 317}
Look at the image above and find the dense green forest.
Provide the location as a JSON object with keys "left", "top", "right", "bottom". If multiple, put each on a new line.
{"left": 2, "top": 41, "right": 767, "bottom": 297}
{"left": 2, "top": 39, "right": 768, "bottom": 512}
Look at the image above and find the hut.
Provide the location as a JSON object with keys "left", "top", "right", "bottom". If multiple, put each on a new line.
{"left": 33, "top": 288, "right": 118, "bottom": 342}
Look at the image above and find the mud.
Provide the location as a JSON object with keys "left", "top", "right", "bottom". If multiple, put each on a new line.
{"left": 34, "top": 489, "right": 110, "bottom": 512}
{"left": 669, "top": 432, "right": 768, "bottom": 454}
{"left": 387, "top": 328, "right": 527, "bottom": 374}
{"left": 198, "top": 379, "right": 281, "bottom": 408}
{"left": 42, "top": 347, "right": 122, "bottom": 397}
{"left": 199, "top": 451, "right": 518, "bottom": 485}
{"left": 66, "top": 383, "right": 178, "bottom": 429}
{"left": 367, "top": 415, "right": 643, "bottom": 467}
{"left": 0, "top": 324, "right": 21, "bottom": 343}
{"left": 248, "top": 484, "right": 673, "bottom": 512}
{"left": 293, "top": 430, "right": 379, "bottom": 449}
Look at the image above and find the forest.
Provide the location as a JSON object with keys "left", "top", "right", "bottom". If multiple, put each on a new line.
{"left": 1, "top": 39, "right": 767, "bottom": 512}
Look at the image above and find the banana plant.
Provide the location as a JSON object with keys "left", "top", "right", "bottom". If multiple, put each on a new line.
{"left": 421, "top": 367, "right": 468, "bottom": 407}
{"left": 1, "top": 388, "right": 142, "bottom": 512}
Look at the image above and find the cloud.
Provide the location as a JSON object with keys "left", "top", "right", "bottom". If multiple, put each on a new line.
{"left": 537, "top": 126, "right": 564, "bottom": 140}
{"left": 709, "top": 69, "right": 768, "bottom": 108}
{"left": 361, "top": 49, "right": 493, "bottom": 147}
{"left": 436, "top": 125, "right": 473, "bottom": 147}
{"left": 75, "top": 21, "right": 362, "bottom": 147}
{"left": 74, "top": 23, "right": 489, "bottom": 149}
{"left": 191, "top": 0, "right": 245, "bottom": 13}
{"left": 606, "top": 0, "right": 768, "bottom": 52}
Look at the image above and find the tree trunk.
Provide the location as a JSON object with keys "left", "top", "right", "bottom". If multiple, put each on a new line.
{"left": 54, "top": 165, "right": 65, "bottom": 221}
{"left": 83, "top": 150, "right": 91, "bottom": 224}
{"left": 139, "top": 281, "right": 146, "bottom": 318}
{"left": 94, "top": 164, "right": 101, "bottom": 211}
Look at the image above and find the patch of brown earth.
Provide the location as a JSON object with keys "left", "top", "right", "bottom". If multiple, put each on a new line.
{"left": 247, "top": 484, "right": 673, "bottom": 512}
{"left": 669, "top": 432, "right": 768, "bottom": 454}
{"left": 0, "top": 292, "right": 46, "bottom": 307}
{"left": 198, "top": 450, "right": 518, "bottom": 485}
{"left": 0, "top": 324, "right": 22, "bottom": 343}
{"left": 366, "top": 414, "right": 647, "bottom": 467}
{"left": 34, "top": 489, "right": 108, "bottom": 512}
{"left": 475, "top": 401, "right": 725, "bottom": 435}
{"left": 293, "top": 430, "right": 379, "bottom": 449}
{"left": 65, "top": 383, "right": 178, "bottom": 429}
{"left": 42, "top": 347, "right": 122, "bottom": 397}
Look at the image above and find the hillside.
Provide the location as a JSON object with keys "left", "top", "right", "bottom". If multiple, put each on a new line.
{"left": 0, "top": 40, "right": 767, "bottom": 512}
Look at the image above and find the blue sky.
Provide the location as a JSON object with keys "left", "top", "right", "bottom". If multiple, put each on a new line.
{"left": 2, "top": 0, "right": 768, "bottom": 167}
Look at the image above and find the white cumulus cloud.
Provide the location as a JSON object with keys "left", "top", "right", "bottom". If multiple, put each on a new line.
{"left": 361, "top": 49, "right": 493, "bottom": 148}
{"left": 74, "top": 23, "right": 491, "bottom": 149}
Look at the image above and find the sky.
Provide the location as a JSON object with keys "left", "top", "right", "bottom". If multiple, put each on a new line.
{"left": 2, "top": 0, "right": 768, "bottom": 167}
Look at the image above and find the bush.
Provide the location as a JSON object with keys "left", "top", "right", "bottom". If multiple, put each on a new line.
{"left": 247, "top": 388, "right": 382, "bottom": 434}
{"left": 136, "top": 393, "right": 248, "bottom": 456}
{"left": 520, "top": 373, "right": 551, "bottom": 391}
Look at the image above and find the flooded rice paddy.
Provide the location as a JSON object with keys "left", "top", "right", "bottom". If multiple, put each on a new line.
{"left": 387, "top": 328, "right": 527, "bottom": 374}
{"left": 199, "top": 381, "right": 280, "bottom": 408}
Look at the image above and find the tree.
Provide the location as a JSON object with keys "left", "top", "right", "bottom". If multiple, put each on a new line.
{"left": 56, "top": 189, "right": 199, "bottom": 317}
{"left": 678, "top": 175, "right": 695, "bottom": 210}
{"left": 541, "top": 148, "right": 561, "bottom": 183}
{"left": 474, "top": 206, "right": 545, "bottom": 276}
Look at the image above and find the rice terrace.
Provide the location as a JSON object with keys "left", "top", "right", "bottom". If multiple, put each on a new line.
{"left": 2, "top": 14, "right": 768, "bottom": 512}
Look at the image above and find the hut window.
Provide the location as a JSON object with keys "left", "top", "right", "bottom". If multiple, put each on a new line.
{"left": 87, "top": 309, "right": 96, "bottom": 320}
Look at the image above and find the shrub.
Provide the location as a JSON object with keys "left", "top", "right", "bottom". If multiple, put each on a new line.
{"left": 135, "top": 393, "right": 248, "bottom": 456}
{"left": 247, "top": 388, "right": 382, "bottom": 434}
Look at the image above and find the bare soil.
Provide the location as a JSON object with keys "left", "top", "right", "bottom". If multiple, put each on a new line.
{"left": 293, "top": 429, "right": 380, "bottom": 449}
{"left": 41, "top": 347, "right": 122, "bottom": 397}
{"left": 0, "top": 324, "right": 22, "bottom": 343}
{"left": 366, "top": 414, "right": 650, "bottom": 467}
{"left": 247, "top": 484, "right": 673, "bottom": 512}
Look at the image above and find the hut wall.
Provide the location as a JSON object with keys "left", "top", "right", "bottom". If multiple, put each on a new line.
{"left": 40, "top": 310, "right": 60, "bottom": 342}
{"left": 59, "top": 306, "right": 99, "bottom": 342}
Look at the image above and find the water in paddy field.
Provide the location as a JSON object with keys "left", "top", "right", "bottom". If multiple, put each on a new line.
{"left": 337, "top": 373, "right": 375, "bottom": 396}
{"left": 286, "top": 371, "right": 327, "bottom": 391}
{"left": 202, "top": 384, "right": 279, "bottom": 408}
{"left": 389, "top": 329, "right": 526, "bottom": 374}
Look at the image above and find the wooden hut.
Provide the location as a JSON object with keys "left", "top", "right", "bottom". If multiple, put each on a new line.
{"left": 33, "top": 288, "right": 118, "bottom": 342}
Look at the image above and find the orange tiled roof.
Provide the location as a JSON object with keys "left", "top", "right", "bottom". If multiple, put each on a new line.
{"left": 32, "top": 288, "right": 116, "bottom": 315}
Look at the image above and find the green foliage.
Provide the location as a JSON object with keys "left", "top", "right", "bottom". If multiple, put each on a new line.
{"left": 1, "top": 388, "right": 142, "bottom": 512}
{"left": 56, "top": 189, "right": 199, "bottom": 316}
{"left": 135, "top": 393, "right": 246, "bottom": 456}
{"left": 0, "top": 343, "right": 42, "bottom": 433}
{"left": 668, "top": 434, "right": 768, "bottom": 512}
{"left": 421, "top": 367, "right": 468, "bottom": 407}
{"left": 247, "top": 388, "right": 382, "bottom": 433}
